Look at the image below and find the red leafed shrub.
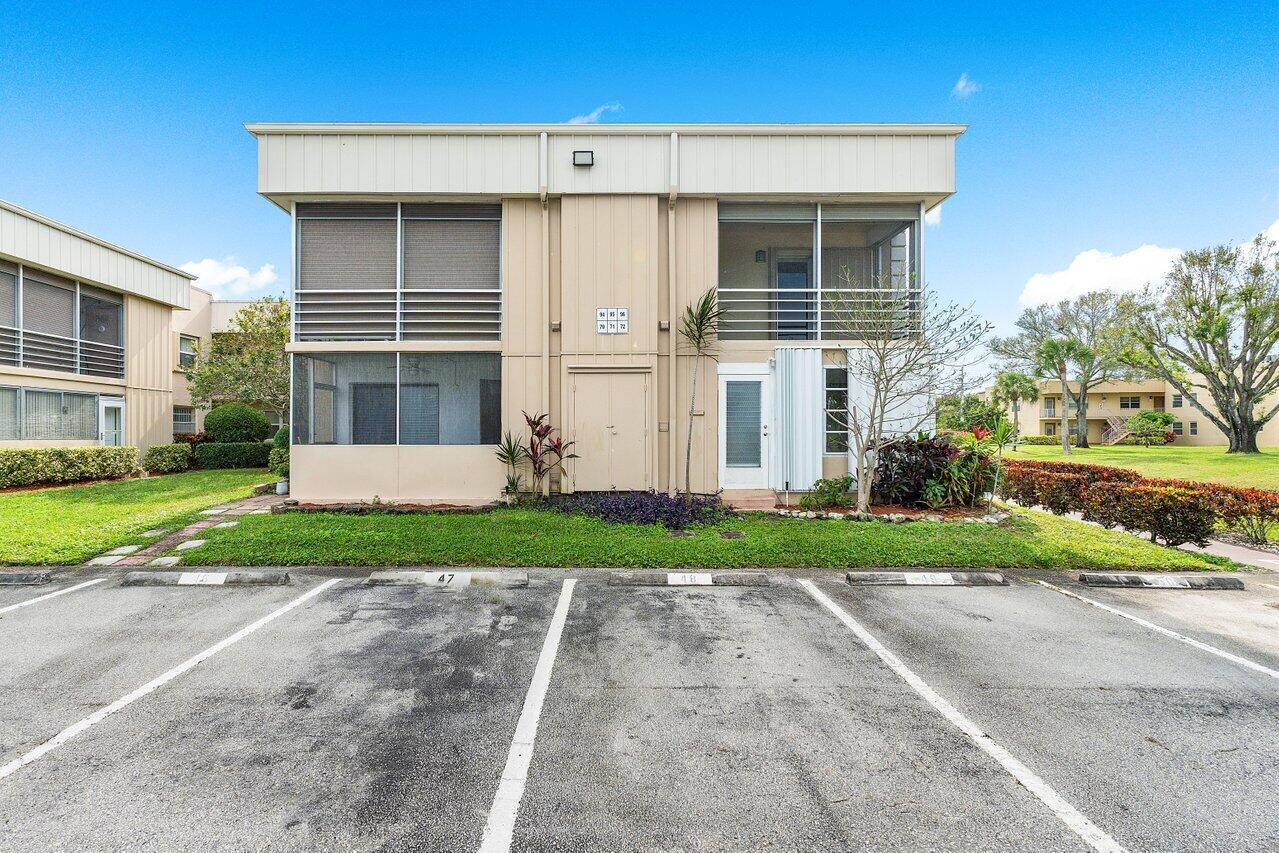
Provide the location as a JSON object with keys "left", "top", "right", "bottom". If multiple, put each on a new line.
{"left": 1082, "top": 483, "right": 1216, "bottom": 547}
{"left": 1005, "top": 459, "right": 1143, "bottom": 486}
{"left": 173, "top": 431, "right": 211, "bottom": 445}
{"left": 998, "top": 467, "right": 1086, "bottom": 515}
{"left": 1142, "top": 478, "right": 1279, "bottom": 545}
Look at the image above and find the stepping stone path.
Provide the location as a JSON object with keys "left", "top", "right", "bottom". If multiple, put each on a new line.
{"left": 85, "top": 494, "right": 284, "bottom": 568}
{"left": 174, "top": 539, "right": 207, "bottom": 551}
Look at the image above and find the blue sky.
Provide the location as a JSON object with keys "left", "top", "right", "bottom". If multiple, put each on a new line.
{"left": 2, "top": 1, "right": 1276, "bottom": 345}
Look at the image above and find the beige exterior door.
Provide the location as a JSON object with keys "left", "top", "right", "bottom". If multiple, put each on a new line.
{"left": 569, "top": 371, "right": 650, "bottom": 491}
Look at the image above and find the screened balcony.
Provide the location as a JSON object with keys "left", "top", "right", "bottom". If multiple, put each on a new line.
{"left": 716, "top": 203, "right": 921, "bottom": 341}
{"left": 0, "top": 262, "right": 125, "bottom": 379}
{"left": 294, "top": 203, "right": 501, "bottom": 342}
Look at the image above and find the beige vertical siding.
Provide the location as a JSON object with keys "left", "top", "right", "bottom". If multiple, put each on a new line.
{"left": 559, "top": 195, "right": 659, "bottom": 356}
{"left": 671, "top": 197, "right": 721, "bottom": 494}
{"left": 124, "top": 295, "right": 174, "bottom": 449}
{"left": 0, "top": 201, "right": 190, "bottom": 308}
{"left": 500, "top": 199, "right": 545, "bottom": 357}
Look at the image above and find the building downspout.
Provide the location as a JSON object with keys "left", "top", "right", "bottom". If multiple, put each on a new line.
{"left": 539, "top": 132, "right": 551, "bottom": 494}
{"left": 667, "top": 132, "right": 680, "bottom": 495}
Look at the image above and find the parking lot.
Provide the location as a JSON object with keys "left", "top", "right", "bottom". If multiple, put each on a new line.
{"left": 2, "top": 567, "right": 1278, "bottom": 852}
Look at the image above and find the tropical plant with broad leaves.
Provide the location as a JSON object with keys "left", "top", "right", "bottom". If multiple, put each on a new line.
{"left": 495, "top": 430, "right": 528, "bottom": 495}
{"left": 522, "top": 412, "right": 577, "bottom": 496}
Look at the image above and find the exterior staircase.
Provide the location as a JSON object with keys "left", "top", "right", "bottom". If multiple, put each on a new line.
{"left": 1100, "top": 415, "right": 1130, "bottom": 445}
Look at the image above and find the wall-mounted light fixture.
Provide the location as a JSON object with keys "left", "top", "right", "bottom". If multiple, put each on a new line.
{"left": 755, "top": 250, "right": 767, "bottom": 263}
{"left": 572, "top": 150, "right": 594, "bottom": 167}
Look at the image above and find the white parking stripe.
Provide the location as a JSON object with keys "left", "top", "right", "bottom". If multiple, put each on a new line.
{"left": 800, "top": 580, "right": 1124, "bottom": 853}
{"left": 0, "top": 578, "right": 339, "bottom": 781}
{"left": 478, "top": 579, "right": 577, "bottom": 853}
{"left": 1037, "top": 580, "right": 1279, "bottom": 681}
{"left": 0, "top": 579, "right": 106, "bottom": 616}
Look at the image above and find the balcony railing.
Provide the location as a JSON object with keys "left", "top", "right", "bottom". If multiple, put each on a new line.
{"left": 717, "top": 287, "right": 921, "bottom": 341}
{"left": 293, "top": 288, "right": 502, "bottom": 342}
{"left": 0, "top": 325, "right": 125, "bottom": 379}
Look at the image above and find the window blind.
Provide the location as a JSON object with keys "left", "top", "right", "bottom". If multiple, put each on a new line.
{"left": 22, "top": 277, "right": 74, "bottom": 337}
{"left": 724, "top": 380, "right": 762, "bottom": 467}
{"left": 0, "top": 387, "right": 17, "bottom": 440}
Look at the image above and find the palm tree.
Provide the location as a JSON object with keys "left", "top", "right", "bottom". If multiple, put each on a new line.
{"left": 994, "top": 371, "right": 1040, "bottom": 451}
{"left": 1035, "top": 338, "right": 1080, "bottom": 455}
{"left": 676, "top": 288, "right": 723, "bottom": 496}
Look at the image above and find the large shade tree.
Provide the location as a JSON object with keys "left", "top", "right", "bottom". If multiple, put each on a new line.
{"left": 185, "top": 297, "right": 290, "bottom": 423}
{"left": 1118, "top": 234, "right": 1279, "bottom": 453}
{"left": 991, "top": 291, "right": 1128, "bottom": 447}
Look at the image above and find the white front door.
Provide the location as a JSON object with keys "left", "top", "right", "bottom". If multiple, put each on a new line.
{"left": 718, "top": 366, "right": 771, "bottom": 489}
{"left": 99, "top": 398, "right": 125, "bottom": 446}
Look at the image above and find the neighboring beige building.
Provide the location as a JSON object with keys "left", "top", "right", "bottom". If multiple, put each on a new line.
{"left": 0, "top": 199, "right": 193, "bottom": 451}
{"left": 170, "top": 289, "right": 267, "bottom": 436}
{"left": 249, "top": 122, "right": 962, "bottom": 502}
{"left": 1005, "top": 378, "right": 1279, "bottom": 447}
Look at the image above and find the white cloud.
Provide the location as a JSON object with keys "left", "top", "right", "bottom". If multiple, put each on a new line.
{"left": 924, "top": 205, "right": 941, "bottom": 226}
{"left": 566, "top": 102, "right": 621, "bottom": 124}
{"left": 180, "top": 257, "right": 279, "bottom": 298}
{"left": 950, "top": 73, "right": 980, "bottom": 99}
{"left": 1018, "top": 217, "right": 1279, "bottom": 306}
{"left": 1018, "top": 243, "right": 1181, "bottom": 306}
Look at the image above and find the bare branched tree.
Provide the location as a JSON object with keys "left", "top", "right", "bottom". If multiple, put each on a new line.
{"left": 1117, "top": 233, "right": 1279, "bottom": 453}
{"left": 824, "top": 271, "right": 991, "bottom": 512}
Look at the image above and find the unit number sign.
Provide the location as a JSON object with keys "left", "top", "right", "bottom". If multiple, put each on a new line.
{"left": 596, "top": 307, "right": 629, "bottom": 334}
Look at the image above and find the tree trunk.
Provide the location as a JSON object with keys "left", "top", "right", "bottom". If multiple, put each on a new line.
{"left": 1075, "top": 391, "right": 1090, "bottom": 448}
{"left": 684, "top": 354, "right": 700, "bottom": 495}
{"left": 1058, "top": 377, "right": 1071, "bottom": 455}
{"left": 1012, "top": 400, "right": 1021, "bottom": 450}
{"left": 1227, "top": 404, "right": 1262, "bottom": 453}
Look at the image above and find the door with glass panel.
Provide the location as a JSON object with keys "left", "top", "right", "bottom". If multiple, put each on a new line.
{"left": 719, "top": 368, "right": 770, "bottom": 489}
{"left": 99, "top": 398, "right": 125, "bottom": 446}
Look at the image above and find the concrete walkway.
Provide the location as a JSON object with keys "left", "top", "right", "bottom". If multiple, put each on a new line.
{"left": 85, "top": 494, "right": 284, "bottom": 568}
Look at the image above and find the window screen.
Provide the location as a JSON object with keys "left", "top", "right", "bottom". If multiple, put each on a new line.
{"left": 403, "top": 220, "right": 500, "bottom": 291}
{"left": 400, "top": 353, "right": 501, "bottom": 444}
{"left": 0, "top": 267, "right": 15, "bottom": 366}
{"left": 64, "top": 393, "right": 97, "bottom": 439}
{"left": 0, "top": 386, "right": 17, "bottom": 440}
{"left": 0, "top": 264, "right": 15, "bottom": 327}
{"left": 22, "top": 389, "right": 63, "bottom": 439}
{"left": 825, "top": 367, "right": 849, "bottom": 453}
{"left": 22, "top": 276, "right": 74, "bottom": 337}
{"left": 78, "top": 286, "right": 123, "bottom": 347}
{"left": 725, "top": 380, "right": 763, "bottom": 467}
{"left": 292, "top": 353, "right": 396, "bottom": 445}
{"left": 298, "top": 219, "right": 397, "bottom": 291}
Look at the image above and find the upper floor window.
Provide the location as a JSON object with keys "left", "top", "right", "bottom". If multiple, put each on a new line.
{"left": 1119, "top": 395, "right": 1140, "bottom": 409}
{"left": 1171, "top": 393, "right": 1182, "bottom": 407}
{"left": 294, "top": 203, "right": 501, "bottom": 343}
{"left": 179, "top": 335, "right": 198, "bottom": 368}
{"left": 0, "top": 262, "right": 124, "bottom": 379}
{"left": 717, "top": 204, "right": 918, "bottom": 341}
{"left": 1044, "top": 398, "right": 1056, "bottom": 416}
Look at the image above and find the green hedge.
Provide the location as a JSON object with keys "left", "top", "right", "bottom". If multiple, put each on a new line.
{"left": 273, "top": 426, "right": 289, "bottom": 450}
{"left": 0, "top": 446, "right": 138, "bottom": 489}
{"left": 268, "top": 446, "right": 289, "bottom": 478}
{"left": 204, "top": 403, "right": 271, "bottom": 443}
{"left": 1015, "top": 434, "right": 1077, "bottom": 446}
{"left": 195, "top": 442, "right": 271, "bottom": 470}
{"left": 142, "top": 443, "right": 193, "bottom": 474}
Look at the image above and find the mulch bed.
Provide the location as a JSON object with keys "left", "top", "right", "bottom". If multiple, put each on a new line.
{"left": 275, "top": 500, "right": 498, "bottom": 516}
{"left": 776, "top": 504, "right": 993, "bottom": 519}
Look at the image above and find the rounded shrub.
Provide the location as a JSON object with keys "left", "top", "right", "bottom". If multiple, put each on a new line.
{"left": 273, "top": 425, "right": 289, "bottom": 449}
{"left": 268, "top": 446, "right": 289, "bottom": 479}
{"left": 142, "top": 443, "right": 193, "bottom": 474}
{"left": 194, "top": 442, "right": 271, "bottom": 469}
{"left": 203, "top": 403, "right": 271, "bottom": 444}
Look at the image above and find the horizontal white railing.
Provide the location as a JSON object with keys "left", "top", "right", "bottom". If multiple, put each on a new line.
{"left": 717, "top": 286, "right": 921, "bottom": 340}
{"left": 0, "top": 325, "right": 124, "bottom": 378}
{"left": 293, "top": 288, "right": 502, "bottom": 342}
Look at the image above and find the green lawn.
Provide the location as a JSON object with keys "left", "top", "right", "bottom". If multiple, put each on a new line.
{"left": 1007, "top": 444, "right": 1279, "bottom": 490}
{"left": 0, "top": 469, "right": 269, "bottom": 565}
{"left": 182, "top": 505, "right": 1232, "bottom": 572}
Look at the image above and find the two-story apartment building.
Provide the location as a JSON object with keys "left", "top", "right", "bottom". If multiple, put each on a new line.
{"left": 1, "top": 199, "right": 193, "bottom": 451}
{"left": 1011, "top": 378, "right": 1279, "bottom": 446}
{"left": 170, "top": 288, "right": 270, "bottom": 437}
{"left": 249, "top": 123, "right": 962, "bottom": 502}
